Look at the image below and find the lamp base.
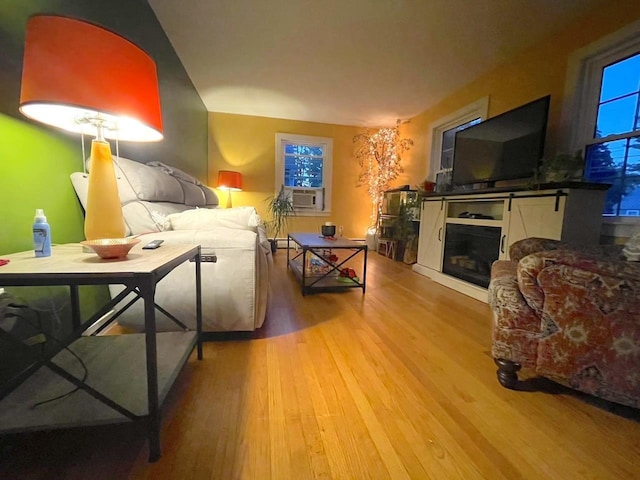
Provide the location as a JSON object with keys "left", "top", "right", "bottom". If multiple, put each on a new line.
{"left": 226, "top": 191, "right": 233, "bottom": 208}
{"left": 84, "top": 140, "right": 125, "bottom": 240}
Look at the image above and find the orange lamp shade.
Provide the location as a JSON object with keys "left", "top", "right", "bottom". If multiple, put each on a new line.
{"left": 217, "top": 171, "right": 243, "bottom": 191}
{"left": 19, "top": 15, "right": 163, "bottom": 142}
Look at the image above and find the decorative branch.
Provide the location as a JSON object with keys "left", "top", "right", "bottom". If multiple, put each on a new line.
{"left": 353, "top": 120, "right": 413, "bottom": 226}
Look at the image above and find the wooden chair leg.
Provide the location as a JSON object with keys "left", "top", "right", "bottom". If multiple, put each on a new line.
{"left": 494, "top": 358, "right": 521, "bottom": 389}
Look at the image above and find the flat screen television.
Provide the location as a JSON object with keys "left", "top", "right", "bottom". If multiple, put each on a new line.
{"left": 452, "top": 95, "right": 550, "bottom": 188}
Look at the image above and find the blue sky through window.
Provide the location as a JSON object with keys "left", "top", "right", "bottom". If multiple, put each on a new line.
{"left": 283, "top": 143, "right": 324, "bottom": 188}
{"left": 586, "top": 52, "right": 640, "bottom": 216}
{"left": 596, "top": 53, "right": 640, "bottom": 138}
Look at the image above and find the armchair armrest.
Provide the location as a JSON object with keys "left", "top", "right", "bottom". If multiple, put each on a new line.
{"left": 518, "top": 249, "right": 640, "bottom": 315}
{"left": 509, "top": 237, "right": 624, "bottom": 262}
{"left": 509, "top": 238, "right": 566, "bottom": 261}
{"left": 488, "top": 260, "right": 543, "bottom": 367}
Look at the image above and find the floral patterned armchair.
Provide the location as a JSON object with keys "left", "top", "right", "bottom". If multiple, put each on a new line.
{"left": 488, "top": 237, "right": 640, "bottom": 408}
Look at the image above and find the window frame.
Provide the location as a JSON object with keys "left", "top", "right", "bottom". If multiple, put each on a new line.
{"left": 562, "top": 18, "right": 640, "bottom": 233}
{"left": 427, "top": 97, "right": 489, "bottom": 181}
{"left": 275, "top": 133, "right": 333, "bottom": 215}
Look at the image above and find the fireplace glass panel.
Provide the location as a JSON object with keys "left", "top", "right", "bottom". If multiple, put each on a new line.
{"left": 442, "top": 224, "right": 501, "bottom": 288}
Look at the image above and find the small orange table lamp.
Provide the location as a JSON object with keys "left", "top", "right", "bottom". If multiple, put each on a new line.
{"left": 19, "top": 15, "right": 163, "bottom": 240}
{"left": 217, "top": 170, "right": 242, "bottom": 208}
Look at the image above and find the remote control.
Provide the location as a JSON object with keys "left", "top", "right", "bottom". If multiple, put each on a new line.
{"left": 142, "top": 239, "right": 164, "bottom": 249}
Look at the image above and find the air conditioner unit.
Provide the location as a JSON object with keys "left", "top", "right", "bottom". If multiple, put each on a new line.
{"left": 289, "top": 187, "right": 323, "bottom": 210}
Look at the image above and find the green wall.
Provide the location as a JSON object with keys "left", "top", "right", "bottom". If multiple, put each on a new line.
{"left": 0, "top": 0, "right": 208, "bottom": 255}
{"left": 0, "top": 1, "right": 208, "bottom": 353}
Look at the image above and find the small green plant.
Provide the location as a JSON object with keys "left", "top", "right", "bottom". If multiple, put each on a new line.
{"left": 386, "top": 195, "right": 420, "bottom": 263}
{"left": 538, "top": 150, "right": 585, "bottom": 182}
{"left": 265, "top": 185, "right": 295, "bottom": 249}
{"left": 391, "top": 201, "right": 416, "bottom": 244}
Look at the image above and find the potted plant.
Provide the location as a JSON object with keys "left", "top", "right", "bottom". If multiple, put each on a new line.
{"left": 265, "top": 185, "right": 295, "bottom": 253}
{"left": 538, "top": 150, "right": 585, "bottom": 183}
{"left": 390, "top": 195, "right": 419, "bottom": 263}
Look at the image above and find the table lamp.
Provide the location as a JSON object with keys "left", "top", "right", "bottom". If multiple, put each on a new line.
{"left": 217, "top": 170, "right": 242, "bottom": 208}
{"left": 19, "top": 15, "right": 163, "bottom": 240}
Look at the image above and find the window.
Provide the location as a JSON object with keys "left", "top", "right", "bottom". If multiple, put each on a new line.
{"left": 583, "top": 53, "right": 640, "bottom": 216}
{"left": 568, "top": 23, "right": 640, "bottom": 218}
{"left": 439, "top": 118, "right": 482, "bottom": 169}
{"left": 428, "top": 97, "right": 488, "bottom": 187}
{"left": 275, "top": 133, "right": 333, "bottom": 213}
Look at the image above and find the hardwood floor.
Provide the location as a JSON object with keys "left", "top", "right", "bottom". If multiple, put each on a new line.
{"left": 2, "top": 251, "right": 639, "bottom": 479}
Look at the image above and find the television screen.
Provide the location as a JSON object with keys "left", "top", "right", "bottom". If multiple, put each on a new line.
{"left": 452, "top": 95, "right": 550, "bottom": 187}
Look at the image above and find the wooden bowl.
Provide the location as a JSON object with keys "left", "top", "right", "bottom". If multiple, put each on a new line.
{"left": 81, "top": 238, "right": 140, "bottom": 259}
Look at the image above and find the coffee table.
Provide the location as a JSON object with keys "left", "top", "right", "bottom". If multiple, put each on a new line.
{"left": 287, "top": 233, "right": 367, "bottom": 295}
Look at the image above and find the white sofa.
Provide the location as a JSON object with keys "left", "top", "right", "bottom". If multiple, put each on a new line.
{"left": 70, "top": 156, "right": 271, "bottom": 332}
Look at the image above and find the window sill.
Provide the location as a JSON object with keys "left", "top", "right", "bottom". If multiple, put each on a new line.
{"left": 601, "top": 217, "right": 640, "bottom": 238}
{"left": 294, "top": 210, "right": 331, "bottom": 217}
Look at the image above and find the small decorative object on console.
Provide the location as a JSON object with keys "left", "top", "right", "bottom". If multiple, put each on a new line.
{"left": 623, "top": 229, "right": 640, "bottom": 261}
{"left": 458, "top": 211, "right": 494, "bottom": 219}
{"left": 417, "top": 180, "right": 436, "bottom": 192}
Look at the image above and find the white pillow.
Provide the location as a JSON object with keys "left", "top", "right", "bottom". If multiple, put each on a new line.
{"left": 167, "top": 207, "right": 262, "bottom": 232}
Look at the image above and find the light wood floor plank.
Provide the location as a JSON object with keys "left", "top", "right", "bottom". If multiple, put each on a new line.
{"left": 1, "top": 252, "right": 639, "bottom": 480}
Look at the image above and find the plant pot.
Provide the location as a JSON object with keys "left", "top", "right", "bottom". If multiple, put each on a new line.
{"left": 269, "top": 239, "right": 277, "bottom": 254}
{"left": 365, "top": 228, "right": 378, "bottom": 251}
{"left": 394, "top": 241, "right": 406, "bottom": 261}
{"left": 545, "top": 171, "right": 568, "bottom": 183}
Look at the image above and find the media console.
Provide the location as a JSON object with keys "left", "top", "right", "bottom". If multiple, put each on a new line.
{"left": 411, "top": 182, "right": 609, "bottom": 302}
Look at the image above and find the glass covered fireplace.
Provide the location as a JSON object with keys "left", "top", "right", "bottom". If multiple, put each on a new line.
{"left": 442, "top": 223, "right": 501, "bottom": 288}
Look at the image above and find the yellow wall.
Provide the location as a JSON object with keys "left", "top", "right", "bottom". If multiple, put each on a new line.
{"left": 403, "top": 1, "right": 640, "bottom": 182}
{"left": 208, "top": 113, "right": 372, "bottom": 238}
{"left": 208, "top": 1, "right": 640, "bottom": 238}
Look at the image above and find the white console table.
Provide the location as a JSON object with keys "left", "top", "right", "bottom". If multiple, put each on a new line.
{"left": 412, "top": 183, "right": 609, "bottom": 302}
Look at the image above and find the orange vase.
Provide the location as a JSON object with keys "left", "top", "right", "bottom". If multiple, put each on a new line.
{"left": 84, "top": 140, "right": 126, "bottom": 240}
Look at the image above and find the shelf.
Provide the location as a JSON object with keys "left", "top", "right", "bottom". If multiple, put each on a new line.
{"left": 0, "top": 332, "right": 197, "bottom": 433}
{"left": 445, "top": 218, "right": 503, "bottom": 228}
{"left": 288, "top": 259, "right": 361, "bottom": 289}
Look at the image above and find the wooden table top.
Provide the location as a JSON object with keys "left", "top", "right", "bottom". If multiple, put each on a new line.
{"left": 288, "top": 233, "right": 367, "bottom": 249}
{"left": 0, "top": 243, "right": 200, "bottom": 278}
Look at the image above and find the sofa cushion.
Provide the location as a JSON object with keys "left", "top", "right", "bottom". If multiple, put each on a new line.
{"left": 87, "top": 155, "right": 219, "bottom": 207}
{"left": 147, "top": 161, "right": 202, "bottom": 184}
{"left": 146, "top": 160, "right": 218, "bottom": 206}
{"left": 167, "top": 206, "right": 262, "bottom": 232}
{"left": 113, "top": 156, "right": 185, "bottom": 203}
{"left": 73, "top": 156, "right": 220, "bottom": 235}
{"left": 122, "top": 201, "right": 194, "bottom": 234}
